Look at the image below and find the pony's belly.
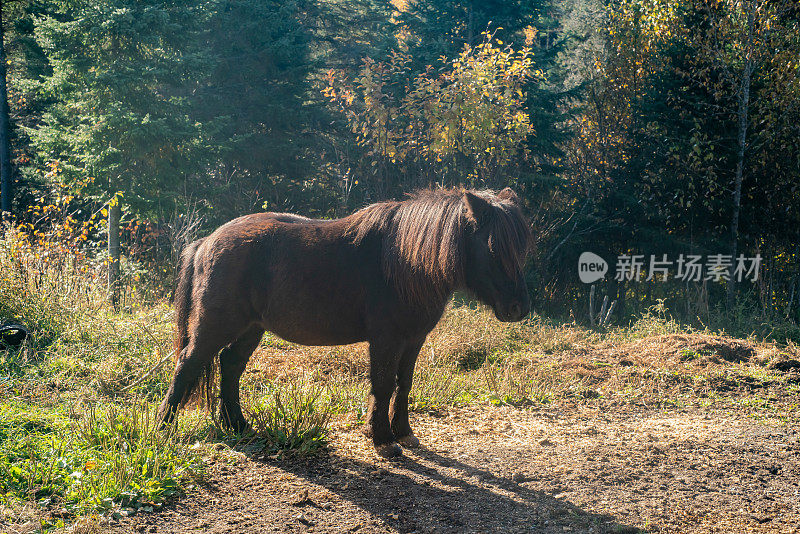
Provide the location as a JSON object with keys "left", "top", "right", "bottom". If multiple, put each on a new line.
{"left": 266, "top": 328, "right": 364, "bottom": 347}
{"left": 262, "top": 317, "right": 366, "bottom": 347}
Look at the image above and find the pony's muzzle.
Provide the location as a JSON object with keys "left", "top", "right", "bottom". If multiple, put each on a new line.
{"left": 510, "top": 301, "right": 530, "bottom": 321}
{"left": 496, "top": 300, "right": 529, "bottom": 322}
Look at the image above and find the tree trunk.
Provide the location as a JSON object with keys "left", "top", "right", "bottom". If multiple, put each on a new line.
{"left": 0, "top": 4, "right": 14, "bottom": 222}
{"left": 467, "top": 1, "right": 474, "bottom": 46}
{"left": 794, "top": 241, "right": 800, "bottom": 321}
{"left": 616, "top": 279, "right": 626, "bottom": 319}
{"left": 727, "top": 60, "right": 751, "bottom": 310}
{"left": 108, "top": 200, "right": 121, "bottom": 307}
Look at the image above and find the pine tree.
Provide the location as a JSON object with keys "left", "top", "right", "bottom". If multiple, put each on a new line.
{"left": 0, "top": 12, "right": 13, "bottom": 221}
{"left": 30, "top": 0, "right": 205, "bottom": 304}
{"left": 189, "top": 0, "right": 313, "bottom": 218}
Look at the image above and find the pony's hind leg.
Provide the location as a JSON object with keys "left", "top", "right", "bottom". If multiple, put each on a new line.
{"left": 219, "top": 325, "right": 264, "bottom": 432}
{"left": 157, "top": 316, "right": 241, "bottom": 428}
{"left": 390, "top": 337, "right": 425, "bottom": 448}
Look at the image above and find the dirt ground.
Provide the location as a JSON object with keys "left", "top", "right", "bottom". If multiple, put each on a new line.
{"left": 113, "top": 402, "right": 800, "bottom": 534}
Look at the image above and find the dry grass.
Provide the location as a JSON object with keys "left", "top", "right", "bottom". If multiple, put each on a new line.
{"left": 238, "top": 303, "right": 800, "bottom": 421}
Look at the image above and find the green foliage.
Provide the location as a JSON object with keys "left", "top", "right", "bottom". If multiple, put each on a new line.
{"left": 28, "top": 0, "right": 204, "bottom": 216}
{"left": 405, "top": 36, "right": 536, "bottom": 170}
{"left": 326, "top": 33, "right": 538, "bottom": 192}
{"left": 543, "top": 0, "right": 800, "bottom": 319}
{"left": 0, "top": 0, "right": 796, "bottom": 319}
{"left": 616, "top": 300, "right": 686, "bottom": 340}
{"left": 397, "top": 0, "right": 541, "bottom": 67}
{"left": 0, "top": 227, "right": 92, "bottom": 348}
{"left": 244, "top": 379, "right": 331, "bottom": 455}
{"left": 190, "top": 0, "right": 321, "bottom": 219}
{"left": 0, "top": 231, "right": 202, "bottom": 519}
{"left": 0, "top": 402, "right": 203, "bottom": 515}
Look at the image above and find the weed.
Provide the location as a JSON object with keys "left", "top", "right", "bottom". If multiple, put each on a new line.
{"left": 410, "top": 363, "right": 473, "bottom": 410}
{"left": 244, "top": 378, "right": 331, "bottom": 455}
{"left": 323, "top": 376, "right": 369, "bottom": 416}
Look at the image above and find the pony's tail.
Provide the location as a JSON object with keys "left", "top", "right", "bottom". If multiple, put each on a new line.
{"left": 174, "top": 239, "right": 201, "bottom": 361}
{"left": 172, "top": 239, "right": 216, "bottom": 410}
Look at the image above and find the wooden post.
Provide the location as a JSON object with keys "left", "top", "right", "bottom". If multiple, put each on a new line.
{"left": 602, "top": 300, "right": 617, "bottom": 327}
{"left": 108, "top": 199, "right": 121, "bottom": 307}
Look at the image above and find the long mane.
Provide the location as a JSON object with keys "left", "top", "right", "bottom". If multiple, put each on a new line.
{"left": 346, "top": 189, "right": 530, "bottom": 304}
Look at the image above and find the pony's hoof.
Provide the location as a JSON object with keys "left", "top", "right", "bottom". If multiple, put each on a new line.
{"left": 234, "top": 425, "right": 254, "bottom": 436}
{"left": 223, "top": 419, "right": 252, "bottom": 434}
{"left": 375, "top": 442, "right": 403, "bottom": 458}
{"left": 396, "top": 434, "right": 420, "bottom": 448}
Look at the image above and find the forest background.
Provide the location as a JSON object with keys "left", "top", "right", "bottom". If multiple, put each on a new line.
{"left": 1, "top": 0, "right": 799, "bottom": 334}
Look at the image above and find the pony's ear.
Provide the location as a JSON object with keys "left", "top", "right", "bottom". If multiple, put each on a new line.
{"left": 463, "top": 191, "right": 492, "bottom": 226}
{"left": 497, "top": 187, "right": 520, "bottom": 205}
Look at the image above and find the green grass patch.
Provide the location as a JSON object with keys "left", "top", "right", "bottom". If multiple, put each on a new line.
{"left": 0, "top": 402, "right": 203, "bottom": 517}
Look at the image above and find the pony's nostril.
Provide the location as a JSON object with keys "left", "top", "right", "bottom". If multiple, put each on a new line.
{"left": 509, "top": 303, "right": 522, "bottom": 319}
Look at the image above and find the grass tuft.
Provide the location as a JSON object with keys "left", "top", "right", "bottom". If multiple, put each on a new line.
{"left": 244, "top": 378, "right": 332, "bottom": 455}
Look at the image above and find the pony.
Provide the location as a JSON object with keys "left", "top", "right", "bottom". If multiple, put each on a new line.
{"left": 157, "top": 188, "right": 531, "bottom": 457}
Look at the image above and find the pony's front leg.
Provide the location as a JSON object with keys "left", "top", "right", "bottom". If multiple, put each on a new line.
{"left": 364, "top": 341, "right": 402, "bottom": 458}
{"left": 390, "top": 337, "right": 425, "bottom": 448}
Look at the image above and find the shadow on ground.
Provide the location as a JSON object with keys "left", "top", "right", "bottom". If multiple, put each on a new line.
{"left": 243, "top": 442, "right": 643, "bottom": 534}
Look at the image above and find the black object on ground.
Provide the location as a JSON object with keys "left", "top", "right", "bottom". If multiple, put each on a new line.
{"left": 0, "top": 321, "right": 28, "bottom": 347}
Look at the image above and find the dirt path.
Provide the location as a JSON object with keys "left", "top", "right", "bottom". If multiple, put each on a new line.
{"left": 114, "top": 404, "right": 799, "bottom": 534}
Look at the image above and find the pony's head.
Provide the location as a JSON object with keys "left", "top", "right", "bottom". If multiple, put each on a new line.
{"left": 347, "top": 187, "right": 531, "bottom": 320}
{"left": 462, "top": 188, "right": 531, "bottom": 322}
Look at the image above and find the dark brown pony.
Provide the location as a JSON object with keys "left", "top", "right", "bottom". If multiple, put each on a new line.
{"left": 158, "top": 188, "right": 531, "bottom": 457}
